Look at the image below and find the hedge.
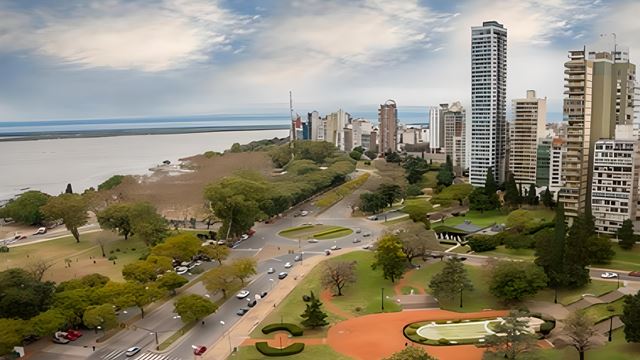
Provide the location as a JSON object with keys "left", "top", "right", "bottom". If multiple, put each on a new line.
{"left": 261, "top": 323, "right": 304, "bottom": 336}
{"left": 312, "top": 227, "right": 349, "bottom": 237}
{"left": 255, "top": 342, "right": 305, "bottom": 356}
{"left": 467, "top": 235, "right": 500, "bottom": 252}
{"left": 539, "top": 321, "right": 555, "bottom": 336}
{"left": 279, "top": 225, "right": 314, "bottom": 234}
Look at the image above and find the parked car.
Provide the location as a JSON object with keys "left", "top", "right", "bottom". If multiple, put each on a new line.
{"left": 247, "top": 299, "right": 257, "bottom": 307}
{"left": 125, "top": 346, "right": 141, "bottom": 357}
{"left": 294, "top": 255, "right": 301, "bottom": 262}
{"left": 355, "top": 228, "right": 362, "bottom": 233}
{"left": 267, "top": 267, "right": 275, "bottom": 274}
{"left": 324, "top": 249, "right": 331, "bottom": 256}
{"left": 246, "top": 229, "right": 256, "bottom": 237}
{"left": 284, "top": 262, "right": 292, "bottom": 268}
{"left": 600, "top": 272, "right": 618, "bottom": 279}
{"left": 14, "top": 233, "right": 27, "bottom": 240}
{"left": 278, "top": 272, "right": 288, "bottom": 279}
{"left": 217, "top": 240, "right": 226, "bottom": 245}
{"left": 34, "top": 227, "right": 47, "bottom": 235}
{"left": 352, "top": 238, "right": 361, "bottom": 243}
{"left": 65, "top": 330, "right": 82, "bottom": 341}
{"left": 307, "top": 239, "right": 319, "bottom": 243}
{"left": 367, "top": 215, "right": 379, "bottom": 220}
{"left": 51, "top": 336, "right": 70, "bottom": 344}
{"left": 236, "top": 308, "right": 249, "bottom": 316}
{"left": 193, "top": 345, "right": 207, "bottom": 355}
{"left": 300, "top": 210, "right": 309, "bottom": 216}
{"left": 260, "top": 291, "right": 268, "bottom": 298}
{"left": 330, "top": 245, "right": 341, "bottom": 250}
{"left": 241, "top": 234, "right": 249, "bottom": 240}
{"left": 175, "top": 266, "right": 188, "bottom": 275}
{"left": 362, "top": 244, "right": 372, "bottom": 250}
{"left": 236, "top": 290, "right": 250, "bottom": 299}
{"left": 628, "top": 271, "right": 640, "bottom": 277}
{"left": 363, "top": 232, "right": 372, "bottom": 237}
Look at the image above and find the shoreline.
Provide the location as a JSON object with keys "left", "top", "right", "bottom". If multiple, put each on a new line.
{"left": 0, "top": 124, "right": 290, "bottom": 142}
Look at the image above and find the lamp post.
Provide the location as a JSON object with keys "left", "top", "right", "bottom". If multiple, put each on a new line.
{"left": 301, "top": 252, "right": 305, "bottom": 265}
{"left": 381, "top": 288, "right": 385, "bottom": 312}
{"left": 220, "top": 321, "right": 231, "bottom": 353}
{"left": 269, "top": 278, "right": 275, "bottom": 291}
{"left": 607, "top": 305, "right": 616, "bottom": 342}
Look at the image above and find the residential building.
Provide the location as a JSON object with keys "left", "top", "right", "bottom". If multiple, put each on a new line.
{"left": 379, "top": 100, "right": 398, "bottom": 154}
{"left": 591, "top": 130, "right": 640, "bottom": 234}
{"left": 428, "top": 106, "right": 444, "bottom": 152}
{"left": 307, "top": 111, "right": 323, "bottom": 141}
{"left": 442, "top": 101, "right": 466, "bottom": 175}
{"left": 549, "top": 138, "right": 566, "bottom": 194}
{"left": 351, "top": 118, "right": 374, "bottom": 150}
{"left": 343, "top": 127, "right": 353, "bottom": 152}
{"left": 469, "top": 21, "right": 508, "bottom": 186}
{"left": 536, "top": 137, "right": 551, "bottom": 187}
{"left": 324, "top": 109, "right": 349, "bottom": 150}
{"left": 509, "top": 90, "right": 547, "bottom": 186}
{"left": 398, "top": 126, "right": 422, "bottom": 147}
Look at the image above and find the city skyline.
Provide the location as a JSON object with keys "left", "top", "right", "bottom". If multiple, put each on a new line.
{"left": 0, "top": 0, "right": 637, "bottom": 121}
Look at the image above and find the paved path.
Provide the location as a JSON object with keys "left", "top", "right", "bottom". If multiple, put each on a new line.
{"left": 594, "top": 316, "right": 624, "bottom": 335}
{"left": 320, "top": 289, "right": 355, "bottom": 320}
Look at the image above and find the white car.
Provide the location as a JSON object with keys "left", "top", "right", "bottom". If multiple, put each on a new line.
{"left": 367, "top": 215, "right": 379, "bottom": 220}
{"left": 217, "top": 240, "right": 226, "bottom": 245}
{"left": 241, "top": 234, "right": 249, "bottom": 240}
{"left": 307, "top": 239, "right": 319, "bottom": 243}
{"left": 362, "top": 244, "right": 372, "bottom": 250}
{"left": 300, "top": 210, "right": 309, "bottom": 216}
{"left": 236, "top": 290, "right": 250, "bottom": 299}
{"left": 175, "top": 266, "right": 188, "bottom": 275}
{"left": 125, "top": 346, "right": 141, "bottom": 357}
{"left": 600, "top": 272, "right": 619, "bottom": 279}
{"left": 284, "top": 262, "right": 292, "bottom": 269}
{"left": 330, "top": 245, "right": 341, "bottom": 250}
{"left": 355, "top": 228, "right": 362, "bottom": 233}
{"left": 267, "top": 267, "right": 275, "bottom": 274}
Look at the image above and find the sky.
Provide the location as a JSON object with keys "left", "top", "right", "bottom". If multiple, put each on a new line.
{"left": 0, "top": 0, "right": 638, "bottom": 122}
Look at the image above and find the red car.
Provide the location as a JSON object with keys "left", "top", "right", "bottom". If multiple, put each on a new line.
{"left": 193, "top": 346, "right": 207, "bottom": 355}
{"left": 65, "top": 330, "right": 82, "bottom": 341}
{"left": 629, "top": 271, "right": 640, "bottom": 277}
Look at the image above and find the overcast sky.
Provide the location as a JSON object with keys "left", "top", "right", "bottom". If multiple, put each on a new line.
{"left": 0, "top": 0, "right": 637, "bottom": 121}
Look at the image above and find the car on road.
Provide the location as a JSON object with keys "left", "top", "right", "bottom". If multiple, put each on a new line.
{"left": 34, "top": 227, "right": 47, "bottom": 235}
{"left": 236, "top": 290, "right": 250, "bottom": 299}
{"left": 629, "top": 271, "right": 640, "bottom": 277}
{"left": 236, "top": 308, "right": 249, "bottom": 316}
{"left": 300, "top": 210, "right": 309, "bottom": 216}
{"left": 307, "top": 239, "right": 319, "bottom": 243}
{"left": 51, "top": 336, "right": 69, "bottom": 344}
{"left": 330, "top": 245, "right": 341, "bottom": 250}
{"left": 363, "top": 232, "right": 372, "bottom": 237}
{"left": 217, "top": 240, "right": 226, "bottom": 245}
{"left": 355, "top": 228, "right": 361, "bottom": 233}
{"left": 241, "top": 234, "right": 249, "bottom": 240}
{"left": 260, "top": 291, "right": 268, "bottom": 298}
{"left": 125, "top": 346, "right": 141, "bottom": 357}
{"left": 284, "top": 262, "right": 292, "bottom": 268}
{"left": 193, "top": 346, "right": 207, "bottom": 355}
{"left": 175, "top": 266, "right": 188, "bottom": 275}
{"left": 352, "top": 238, "right": 361, "bottom": 243}
{"left": 600, "top": 272, "right": 619, "bottom": 279}
{"left": 362, "top": 244, "right": 372, "bottom": 250}
{"left": 324, "top": 249, "right": 331, "bottom": 256}
{"left": 267, "top": 267, "right": 275, "bottom": 274}
{"left": 247, "top": 299, "right": 257, "bottom": 307}
{"left": 367, "top": 215, "right": 379, "bottom": 220}
{"left": 294, "top": 255, "right": 301, "bottom": 262}
{"left": 65, "top": 330, "right": 82, "bottom": 341}
{"left": 13, "top": 233, "right": 27, "bottom": 240}
{"left": 278, "top": 272, "right": 288, "bottom": 279}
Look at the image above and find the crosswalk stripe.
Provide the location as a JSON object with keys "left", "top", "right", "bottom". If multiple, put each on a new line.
{"left": 102, "top": 349, "right": 125, "bottom": 360}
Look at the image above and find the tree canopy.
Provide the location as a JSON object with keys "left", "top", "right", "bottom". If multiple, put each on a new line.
{"left": 173, "top": 294, "right": 218, "bottom": 323}
{"left": 617, "top": 219, "right": 635, "bottom": 250}
{"left": 0, "top": 268, "right": 55, "bottom": 319}
{"left": 371, "top": 234, "right": 406, "bottom": 283}
{"left": 383, "top": 346, "right": 438, "bottom": 360}
{"left": 0, "top": 190, "right": 50, "bottom": 225}
{"left": 321, "top": 260, "right": 357, "bottom": 296}
{"left": 428, "top": 257, "right": 473, "bottom": 307}
{"left": 300, "top": 291, "right": 329, "bottom": 329}
{"left": 621, "top": 291, "right": 640, "bottom": 343}
{"left": 41, "top": 193, "right": 89, "bottom": 243}
{"left": 151, "top": 233, "right": 201, "bottom": 262}
{"left": 489, "top": 262, "right": 548, "bottom": 302}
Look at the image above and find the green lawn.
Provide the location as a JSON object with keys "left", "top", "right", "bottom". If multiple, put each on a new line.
{"left": 402, "top": 198, "right": 434, "bottom": 218}
{"left": 278, "top": 225, "right": 349, "bottom": 240}
{"left": 540, "top": 329, "right": 640, "bottom": 360}
{"left": 531, "top": 280, "right": 618, "bottom": 305}
{"left": 441, "top": 209, "right": 509, "bottom": 228}
{"left": 450, "top": 245, "right": 471, "bottom": 254}
{"left": 583, "top": 298, "right": 625, "bottom": 323}
{"left": 230, "top": 345, "right": 352, "bottom": 360}
{"left": 597, "top": 244, "right": 640, "bottom": 272}
{"left": 314, "top": 173, "right": 370, "bottom": 209}
{"left": 251, "top": 251, "right": 400, "bottom": 338}
{"left": 484, "top": 246, "right": 536, "bottom": 260}
{"left": 419, "top": 171, "right": 438, "bottom": 189}
{"left": 314, "top": 228, "right": 354, "bottom": 240}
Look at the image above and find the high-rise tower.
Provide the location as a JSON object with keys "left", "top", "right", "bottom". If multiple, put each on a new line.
{"left": 379, "top": 100, "right": 398, "bottom": 154}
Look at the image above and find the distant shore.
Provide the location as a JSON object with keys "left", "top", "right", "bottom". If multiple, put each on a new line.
{"left": 0, "top": 124, "right": 290, "bottom": 142}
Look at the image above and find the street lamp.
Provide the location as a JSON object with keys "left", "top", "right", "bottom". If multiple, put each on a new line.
{"left": 220, "top": 321, "right": 232, "bottom": 353}
{"left": 381, "top": 288, "right": 385, "bottom": 312}
{"left": 269, "top": 278, "right": 275, "bottom": 291}
{"left": 301, "top": 252, "right": 305, "bottom": 265}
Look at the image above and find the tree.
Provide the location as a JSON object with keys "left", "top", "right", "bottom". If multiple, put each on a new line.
{"left": 151, "top": 233, "right": 201, "bottom": 262}
{"left": 397, "top": 222, "right": 439, "bottom": 264}
{"left": 52, "top": 288, "right": 93, "bottom": 326}
{"left": 483, "top": 310, "right": 539, "bottom": 360}
{"left": 28, "top": 309, "right": 68, "bottom": 337}
{"left": 617, "top": 219, "right": 635, "bottom": 250}
{"left": 360, "top": 192, "right": 386, "bottom": 213}
{"left": 300, "top": 291, "right": 329, "bottom": 329}
{"left": 349, "top": 150, "right": 363, "bottom": 161}
{"left": 621, "top": 291, "right": 640, "bottom": 342}
{"left": 437, "top": 155, "right": 454, "bottom": 187}
{"left": 230, "top": 142, "right": 242, "bottom": 152}
{"left": 385, "top": 152, "right": 401, "bottom": 163}
{"left": 535, "top": 203, "right": 566, "bottom": 302}
{"left": 469, "top": 187, "right": 499, "bottom": 213}
{"left": 321, "top": 260, "right": 357, "bottom": 296}
{"left": 230, "top": 258, "right": 257, "bottom": 285}
{"left": 157, "top": 272, "right": 188, "bottom": 295}
{"left": 378, "top": 183, "right": 403, "bottom": 207}
{"left": 97, "top": 203, "right": 134, "bottom": 239}
{"left": 0, "top": 190, "right": 50, "bottom": 225}
{"left": 0, "top": 268, "right": 55, "bottom": 319}
{"left": 82, "top": 304, "right": 117, "bottom": 331}
{"left": 541, "top": 187, "right": 554, "bottom": 208}
{"left": 371, "top": 234, "right": 406, "bottom": 283}
{"left": 122, "top": 260, "right": 158, "bottom": 283}
{"left": 564, "top": 212, "right": 593, "bottom": 288}
{"left": 202, "top": 265, "right": 240, "bottom": 299}
{"left": 562, "top": 310, "right": 602, "bottom": 360}
{"left": 129, "top": 202, "right": 168, "bottom": 246}
{"left": 41, "top": 193, "right": 88, "bottom": 243}
{"left": 365, "top": 149, "right": 377, "bottom": 160}
{"left": 503, "top": 173, "right": 521, "bottom": 208}
{"left": 489, "top": 262, "right": 548, "bottom": 302}
{"left": 65, "top": 183, "right": 73, "bottom": 194}
{"left": 173, "top": 294, "right": 218, "bottom": 323}
{"left": 98, "top": 282, "right": 163, "bottom": 319}
{"left": 467, "top": 235, "right": 500, "bottom": 252}
{"left": 527, "top": 183, "right": 538, "bottom": 205}
{"left": 383, "top": 346, "right": 438, "bottom": 360}
{"left": 98, "top": 175, "right": 125, "bottom": 191}
{"left": 200, "top": 244, "right": 230, "bottom": 265}
{"left": 586, "top": 235, "right": 615, "bottom": 265}
{"left": 403, "top": 156, "right": 429, "bottom": 184}
{"left": 429, "top": 257, "right": 473, "bottom": 307}
{"left": 484, "top": 167, "right": 498, "bottom": 196}
{"left": 145, "top": 255, "right": 174, "bottom": 274}
{"left": 0, "top": 319, "right": 28, "bottom": 355}
{"left": 25, "top": 259, "right": 54, "bottom": 282}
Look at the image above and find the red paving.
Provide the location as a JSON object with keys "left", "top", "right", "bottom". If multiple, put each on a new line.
{"left": 393, "top": 269, "right": 426, "bottom": 296}
{"left": 326, "top": 309, "right": 510, "bottom": 360}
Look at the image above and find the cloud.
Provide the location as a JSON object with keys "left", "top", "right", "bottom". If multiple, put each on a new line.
{"left": 0, "top": 0, "right": 254, "bottom": 71}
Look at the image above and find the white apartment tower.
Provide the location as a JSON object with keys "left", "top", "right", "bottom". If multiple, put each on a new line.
{"left": 509, "top": 90, "right": 547, "bottom": 186}
{"left": 470, "top": 21, "right": 508, "bottom": 186}
{"left": 549, "top": 138, "right": 566, "bottom": 194}
{"left": 428, "top": 106, "right": 443, "bottom": 152}
{"left": 442, "top": 102, "right": 466, "bottom": 176}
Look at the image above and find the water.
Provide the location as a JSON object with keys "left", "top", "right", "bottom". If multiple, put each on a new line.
{"left": 0, "top": 129, "right": 289, "bottom": 200}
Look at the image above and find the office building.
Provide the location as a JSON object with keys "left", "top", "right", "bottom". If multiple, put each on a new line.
{"left": 469, "top": 21, "right": 508, "bottom": 186}
{"left": 549, "top": 138, "right": 566, "bottom": 194}
{"left": 536, "top": 137, "right": 551, "bottom": 187}
{"left": 428, "top": 106, "right": 444, "bottom": 152}
{"left": 324, "top": 109, "right": 349, "bottom": 150}
{"left": 307, "top": 111, "right": 323, "bottom": 141}
{"left": 442, "top": 102, "right": 466, "bottom": 175}
{"left": 379, "top": 100, "right": 398, "bottom": 153}
{"left": 351, "top": 118, "right": 374, "bottom": 150}
{"left": 509, "top": 90, "right": 547, "bottom": 186}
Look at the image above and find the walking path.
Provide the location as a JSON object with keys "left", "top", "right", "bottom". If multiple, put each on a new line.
{"left": 320, "top": 289, "right": 355, "bottom": 320}
{"left": 393, "top": 269, "right": 426, "bottom": 296}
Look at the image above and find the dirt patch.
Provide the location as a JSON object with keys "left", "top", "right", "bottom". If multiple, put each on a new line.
{"left": 326, "top": 309, "right": 509, "bottom": 360}
{"left": 320, "top": 289, "right": 354, "bottom": 320}
{"left": 108, "top": 152, "right": 274, "bottom": 219}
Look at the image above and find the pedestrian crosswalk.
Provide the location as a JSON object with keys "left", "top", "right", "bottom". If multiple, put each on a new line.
{"left": 101, "top": 349, "right": 182, "bottom": 360}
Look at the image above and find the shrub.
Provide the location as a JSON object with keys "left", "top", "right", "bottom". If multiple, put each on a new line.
{"left": 408, "top": 323, "right": 422, "bottom": 329}
{"left": 108, "top": 255, "right": 118, "bottom": 261}
{"left": 406, "top": 184, "right": 424, "bottom": 197}
{"left": 255, "top": 342, "right": 305, "bottom": 356}
{"left": 354, "top": 306, "right": 362, "bottom": 312}
{"left": 539, "top": 321, "right": 555, "bottom": 336}
{"left": 405, "top": 328, "right": 417, "bottom": 336}
{"left": 98, "top": 175, "right": 125, "bottom": 191}
{"left": 0, "top": 246, "right": 9, "bottom": 253}
{"left": 467, "top": 235, "right": 500, "bottom": 252}
{"left": 115, "top": 248, "right": 121, "bottom": 252}
{"left": 503, "top": 233, "right": 535, "bottom": 249}
{"left": 438, "top": 338, "right": 449, "bottom": 345}
{"left": 364, "top": 161, "right": 371, "bottom": 165}
{"left": 261, "top": 323, "right": 304, "bottom": 336}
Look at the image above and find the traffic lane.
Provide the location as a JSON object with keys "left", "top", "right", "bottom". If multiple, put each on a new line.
{"left": 589, "top": 268, "right": 640, "bottom": 283}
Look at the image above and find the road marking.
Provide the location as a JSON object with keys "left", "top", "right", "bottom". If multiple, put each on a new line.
{"left": 101, "top": 349, "right": 125, "bottom": 360}
{"left": 270, "top": 258, "right": 283, "bottom": 262}
{"left": 133, "top": 352, "right": 183, "bottom": 360}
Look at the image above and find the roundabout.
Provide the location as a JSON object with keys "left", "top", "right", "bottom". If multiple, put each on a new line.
{"left": 278, "top": 224, "right": 353, "bottom": 240}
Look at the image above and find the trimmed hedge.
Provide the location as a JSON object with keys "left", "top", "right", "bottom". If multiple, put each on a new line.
{"left": 255, "top": 342, "right": 305, "bottom": 356}
{"left": 279, "top": 225, "right": 314, "bottom": 234}
{"left": 312, "top": 227, "right": 350, "bottom": 237}
{"left": 261, "top": 323, "right": 304, "bottom": 336}
{"left": 539, "top": 321, "right": 555, "bottom": 336}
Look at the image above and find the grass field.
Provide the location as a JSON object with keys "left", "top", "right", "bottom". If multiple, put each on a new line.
{"left": 278, "top": 225, "right": 350, "bottom": 240}
{"left": 0, "top": 230, "right": 147, "bottom": 282}
{"left": 484, "top": 246, "right": 536, "bottom": 260}
{"left": 314, "top": 173, "right": 370, "bottom": 209}
{"left": 539, "top": 329, "right": 640, "bottom": 360}
{"left": 583, "top": 298, "right": 625, "bottom": 323}
{"left": 531, "top": 280, "right": 618, "bottom": 305}
{"left": 419, "top": 171, "right": 438, "bottom": 189}
{"left": 597, "top": 244, "right": 640, "bottom": 272}
{"left": 315, "top": 228, "right": 353, "bottom": 240}
{"left": 441, "top": 209, "right": 509, "bottom": 227}
{"left": 251, "top": 251, "right": 401, "bottom": 338}
{"left": 231, "top": 345, "right": 352, "bottom": 360}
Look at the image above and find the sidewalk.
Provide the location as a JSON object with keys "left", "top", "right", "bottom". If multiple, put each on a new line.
{"left": 202, "top": 248, "right": 358, "bottom": 360}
